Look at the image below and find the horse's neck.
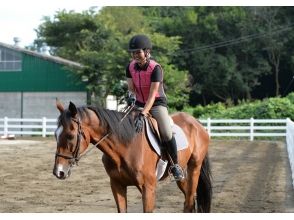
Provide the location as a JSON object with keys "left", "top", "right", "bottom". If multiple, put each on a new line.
{"left": 86, "top": 108, "right": 143, "bottom": 169}
{"left": 86, "top": 111, "right": 123, "bottom": 167}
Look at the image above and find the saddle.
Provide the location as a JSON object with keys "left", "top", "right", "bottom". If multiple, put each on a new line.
{"left": 142, "top": 114, "right": 189, "bottom": 180}
{"left": 144, "top": 116, "right": 188, "bottom": 154}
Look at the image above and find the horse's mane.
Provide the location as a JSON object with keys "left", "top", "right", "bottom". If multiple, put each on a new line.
{"left": 58, "top": 105, "right": 137, "bottom": 144}
{"left": 87, "top": 106, "right": 137, "bottom": 144}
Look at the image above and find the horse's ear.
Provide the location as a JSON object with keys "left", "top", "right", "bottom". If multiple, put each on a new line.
{"left": 68, "top": 101, "right": 78, "bottom": 118}
{"left": 56, "top": 98, "right": 64, "bottom": 113}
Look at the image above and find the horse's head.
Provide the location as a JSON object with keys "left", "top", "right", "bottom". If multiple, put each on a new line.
{"left": 53, "top": 100, "right": 90, "bottom": 180}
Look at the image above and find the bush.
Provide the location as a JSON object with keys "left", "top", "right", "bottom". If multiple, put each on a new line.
{"left": 286, "top": 92, "right": 294, "bottom": 104}
{"left": 192, "top": 102, "right": 226, "bottom": 118}
{"left": 190, "top": 92, "right": 294, "bottom": 120}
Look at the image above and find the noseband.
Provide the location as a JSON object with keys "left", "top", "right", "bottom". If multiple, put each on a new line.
{"left": 55, "top": 117, "right": 85, "bottom": 165}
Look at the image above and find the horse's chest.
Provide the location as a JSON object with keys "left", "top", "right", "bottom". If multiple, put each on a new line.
{"left": 102, "top": 155, "right": 139, "bottom": 184}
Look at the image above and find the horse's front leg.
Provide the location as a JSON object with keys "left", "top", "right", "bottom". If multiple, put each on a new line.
{"left": 110, "top": 179, "right": 127, "bottom": 213}
{"left": 142, "top": 182, "right": 156, "bottom": 212}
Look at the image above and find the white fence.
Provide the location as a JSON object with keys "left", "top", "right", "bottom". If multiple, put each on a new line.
{"left": 0, "top": 117, "right": 57, "bottom": 138}
{"left": 0, "top": 117, "right": 289, "bottom": 139}
{"left": 286, "top": 118, "right": 294, "bottom": 188}
{"left": 199, "top": 118, "right": 287, "bottom": 141}
{"left": 0, "top": 116, "right": 293, "bottom": 187}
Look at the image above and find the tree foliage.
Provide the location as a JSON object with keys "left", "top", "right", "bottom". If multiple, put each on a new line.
{"left": 35, "top": 7, "right": 190, "bottom": 108}
{"left": 34, "top": 6, "right": 294, "bottom": 108}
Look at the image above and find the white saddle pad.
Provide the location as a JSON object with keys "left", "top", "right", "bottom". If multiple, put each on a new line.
{"left": 144, "top": 117, "right": 189, "bottom": 180}
{"left": 144, "top": 117, "right": 188, "bottom": 156}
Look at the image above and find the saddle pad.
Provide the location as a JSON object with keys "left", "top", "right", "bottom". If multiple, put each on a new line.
{"left": 144, "top": 117, "right": 189, "bottom": 156}
{"left": 156, "top": 158, "right": 168, "bottom": 180}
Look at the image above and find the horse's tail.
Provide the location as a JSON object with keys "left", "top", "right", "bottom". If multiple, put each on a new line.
{"left": 196, "top": 154, "right": 212, "bottom": 212}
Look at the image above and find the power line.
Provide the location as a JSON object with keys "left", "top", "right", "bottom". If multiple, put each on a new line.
{"left": 173, "top": 23, "right": 294, "bottom": 54}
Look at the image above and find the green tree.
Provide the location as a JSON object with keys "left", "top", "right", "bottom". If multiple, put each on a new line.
{"left": 36, "top": 8, "right": 133, "bottom": 106}
{"left": 98, "top": 7, "right": 191, "bottom": 109}
{"left": 250, "top": 7, "right": 292, "bottom": 96}
{"left": 143, "top": 7, "right": 275, "bottom": 104}
{"left": 35, "top": 6, "right": 190, "bottom": 109}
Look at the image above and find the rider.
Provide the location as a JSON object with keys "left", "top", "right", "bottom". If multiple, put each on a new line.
{"left": 125, "top": 34, "right": 185, "bottom": 181}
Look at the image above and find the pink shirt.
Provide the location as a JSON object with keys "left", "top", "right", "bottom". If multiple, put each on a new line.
{"left": 129, "top": 60, "right": 166, "bottom": 104}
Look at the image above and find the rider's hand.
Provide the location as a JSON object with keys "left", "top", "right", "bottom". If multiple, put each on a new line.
{"left": 126, "top": 93, "right": 136, "bottom": 106}
{"left": 134, "top": 112, "right": 145, "bottom": 133}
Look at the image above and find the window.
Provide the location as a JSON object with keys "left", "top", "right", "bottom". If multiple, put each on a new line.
{"left": 0, "top": 46, "right": 22, "bottom": 71}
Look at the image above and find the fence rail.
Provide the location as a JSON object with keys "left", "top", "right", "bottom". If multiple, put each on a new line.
{"left": 0, "top": 117, "right": 57, "bottom": 137}
{"left": 0, "top": 117, "right": 289, "bottom": 139}
{"left": 199, "top": 118, "right": 287, "bottom": 141}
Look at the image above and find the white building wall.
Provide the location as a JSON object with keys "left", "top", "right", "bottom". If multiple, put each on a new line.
{"left": 0, "top": 92, "right": 87, "bottom": 118}
{"left": 0, "top": 92, "right": 22, "bottom": 117}
{"left": 0, "top": 92, "right": 128, "bottom": 119}
{"left": 23, "top": 92, "right": 87, "bottom": 118}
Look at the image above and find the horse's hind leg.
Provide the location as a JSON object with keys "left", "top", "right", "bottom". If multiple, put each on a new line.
{"left": 110, "top": 179, "right": 127, "bottom": 213}
{"left": 174, "top": 166, "right": 200, "bottom": 212}
{"left": 183, "top": 161, "right": 201, "bottom": 212}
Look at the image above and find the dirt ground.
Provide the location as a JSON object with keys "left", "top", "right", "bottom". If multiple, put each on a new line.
{"left": 0, "top": 137, "right": 293, "bottom": 213}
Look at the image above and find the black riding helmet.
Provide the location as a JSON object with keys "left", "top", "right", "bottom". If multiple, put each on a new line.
{"left": 128, "top": 35, "right": 152, "bottom": 52}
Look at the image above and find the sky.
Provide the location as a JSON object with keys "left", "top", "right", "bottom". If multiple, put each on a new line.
{"left": 0, "top": 0, "right": 101, "bottom": 47}
{"left": 0, "top": 0, "right": 291, "bottom": 47}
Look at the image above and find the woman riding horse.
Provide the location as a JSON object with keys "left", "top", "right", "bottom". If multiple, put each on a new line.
{"left": 126, "top": 34, "right": 184, "bottom": 181}
{"left": 52, "top": 35, "right": 212, "bottom": 213}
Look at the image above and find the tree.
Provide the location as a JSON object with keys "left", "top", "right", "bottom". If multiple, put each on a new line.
{"left": 143, "top": 7, "right": 273, "bottom": 104}
{"left": 35, "top": 6, "right": 294, "bottom": 107}
{"left": 35, "top": 6, "right": 190, "bottom": 109}
{"left": 250, "top": 7, "right": 292, "bottom": 96}
{"left": 150, "top": 33, "right": 190, "bottom": 109}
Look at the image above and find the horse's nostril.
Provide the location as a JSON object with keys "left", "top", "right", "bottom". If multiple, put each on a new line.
{"left": 59, "top": 171, "right": 65, "bottom": 178}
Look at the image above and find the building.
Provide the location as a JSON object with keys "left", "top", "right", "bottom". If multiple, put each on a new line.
{"left": 0, "top": 42, "right": 87, "bottom": 119}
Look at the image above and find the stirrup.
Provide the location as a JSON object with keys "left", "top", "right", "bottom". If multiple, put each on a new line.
{"left": 168, "top": 164, "right": 185, "bottom": 181}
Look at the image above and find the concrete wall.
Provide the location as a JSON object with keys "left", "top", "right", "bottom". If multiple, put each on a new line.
{"left": 0, "top": 92, "right": 21, "bottom": 118}
{"left": 0, "top": 92, "right": 87, "bottom": 119}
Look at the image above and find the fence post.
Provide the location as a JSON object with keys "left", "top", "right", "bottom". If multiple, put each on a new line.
{"left": 250, "top": 117, "right": 254, "bottom": 141}
{"left": 286, "top": 118, "right": 294, "bottom": 188}
{"left": 42, "top": 117, "right": 47, "bottom": 138}
{"left": 286, "top": 118, "right": 290, "bottom": 130}
{"left": 207, "top": 118, "right": 211, "bottom": 137}
{"left": 4, "top": 117, "right": 8, "bottom": 137}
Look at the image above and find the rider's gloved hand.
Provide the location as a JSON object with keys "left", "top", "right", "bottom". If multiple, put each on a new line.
{"left": 126, "top": 93, "right": 136, "bottom": 106}
{"left": 134, "top": 112, "right": 145, "bottom": 133}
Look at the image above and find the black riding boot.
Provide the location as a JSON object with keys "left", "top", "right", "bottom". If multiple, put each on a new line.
{"left": 165, "top": 136, "right": 185, "bottom": 181}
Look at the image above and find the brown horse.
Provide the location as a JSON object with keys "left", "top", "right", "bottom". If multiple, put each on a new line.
{"left": 53, "top": 100, "right": 212, "bottom": 212}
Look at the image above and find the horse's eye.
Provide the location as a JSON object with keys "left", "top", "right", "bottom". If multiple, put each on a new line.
{"left": 66, "top": 134, "right": 74, "bottom": 140}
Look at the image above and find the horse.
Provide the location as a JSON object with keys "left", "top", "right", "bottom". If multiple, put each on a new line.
{"left": 53, "top": 100, "right": 212, "bottom": 213}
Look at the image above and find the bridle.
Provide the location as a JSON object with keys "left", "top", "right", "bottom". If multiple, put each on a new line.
{"left": 55, "top": 104, "right": 135, "bottom": 166}
{"left": 55, "top": 117, "right": 85, "bottom": 166}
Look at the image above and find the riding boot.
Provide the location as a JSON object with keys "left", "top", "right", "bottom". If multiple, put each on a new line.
{"left": 164, "top": 136, "right": 185, "bottom": 181}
